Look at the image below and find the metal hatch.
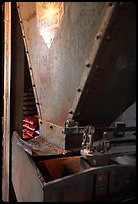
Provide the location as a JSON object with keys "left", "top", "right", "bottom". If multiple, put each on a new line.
{"left": 16, "top": 2, "right": 136, "bottom": 149}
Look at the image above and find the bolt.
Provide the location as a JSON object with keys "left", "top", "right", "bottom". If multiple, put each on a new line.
{"left": 76, "top": 87, "right": 81, "bottom": 92}
{"left": 86, "top": 63, "right": 91, "bottom": 68}
{"left": 107, "top": 36, "right": 111, "bottom": 40}
{"left": 69, "top": 109, "right": 73, "bottom": 114}
{"left": 49, "top": 125, "right": 53, "bottom": 129}
{"left": 108, "top": 2, "right": 113, "bottom": 6}
{"left": 96, "top": 34, "right": 101, "bottom": 40}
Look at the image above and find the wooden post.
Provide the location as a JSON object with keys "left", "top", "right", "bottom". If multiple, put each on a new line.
{"left": 2, "top": 2, "right": 11, "bottom": 202}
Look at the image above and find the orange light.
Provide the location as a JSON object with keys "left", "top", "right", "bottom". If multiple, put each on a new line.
{"left": 36, "top": 2, "right": 64, "bottom": 48}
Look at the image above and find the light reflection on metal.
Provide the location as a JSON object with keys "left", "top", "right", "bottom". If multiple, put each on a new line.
{"left": 36, "top": 2, "right": 64, "bottom": 48}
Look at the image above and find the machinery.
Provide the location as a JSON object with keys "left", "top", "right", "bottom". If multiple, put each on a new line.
{"left": 2, "top": 2, "right": 136, "bottom": 202}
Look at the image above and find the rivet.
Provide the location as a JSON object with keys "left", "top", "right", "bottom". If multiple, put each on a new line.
{"left": 76, "top": 87, "right": 81, "bottom": 92}
{"left": 49, "top": 125, "right": 53, "bottom": 129}
{"left": 108, "top": 2, "right": 113, "bottom": 6}
{"left": 107, "top": 36, "right": 111, "bottom": 40}
{"left": 69, "top": 110, "right": 73, "bottom": 114}
{"left": 96, "top": 34, "right": 101, "bottom": 40}
{"left": 86, "top": 63, "right": 91, "bottom": 68}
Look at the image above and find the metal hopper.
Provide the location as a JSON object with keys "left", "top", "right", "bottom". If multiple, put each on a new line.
{"left": 16, "top": 2, "right": 136, "bottom": 149}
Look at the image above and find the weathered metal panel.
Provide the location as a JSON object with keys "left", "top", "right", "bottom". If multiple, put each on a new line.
{"left": 43, "top": 171, "right": 94, "bottom": 202}
{"left": 108, "top": 166, "right": 136, "bottom": 201}
{"left": 94, "top": 171, "right": 109, "bottom": 201}
{"left": 71, "top": 2, "right": 136, "bottom": 127}
{"left": 16, "top": 2, "right": 136, "bottom": 149}
{"left": 12, "top": 133, "right": 136, "bottom": 202}
{"left": 12, "top": 132, "right": 44, "bottom": 202}
{"left": 12, "top": 132, "right": 94, "bottom": 202}
{"left": 16, "top": 2, "right": 107, "bottom": 127}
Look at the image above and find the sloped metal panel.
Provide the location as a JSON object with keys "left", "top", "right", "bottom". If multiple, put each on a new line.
{"left": 16, "top": 2, "right": 107, "bottom": 127}
{"left": 16, "top": 2, "right": 136, "bottom": 149}
{"left": 70, "top": 2, "right": 136, "bottom": 127}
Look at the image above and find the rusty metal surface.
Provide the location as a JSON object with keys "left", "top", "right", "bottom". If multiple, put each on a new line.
{"left": 16, "top": 2, "right": 136, "bottom": 149}
{"left": 12, "top": 132, "right": 44, "bottom": 202}
{"left": 71, "top": 2, "right": 136, "bottom": 127}
{"left": 12, "top": 133, "right": 136, "bottom": 202}
{"left": 37, "top": 156, "right": 90, "bottom": 181}
{"left": 12, "top": 131, "right": 94, "bottom": 202}
{"left": 43, "top": 170, "right": 94, "bottom": 202}
{"left": 16, "top": 2, "right": 107, "bottom": 127}
{"left": 16, "top": 132, "right": 70, "bottom": 156}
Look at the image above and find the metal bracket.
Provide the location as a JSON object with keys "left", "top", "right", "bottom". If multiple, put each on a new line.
{"left": 82, "top": 126, "right": 95, "bottom": 152}
{"left": 63, "top": 120, "right": 84, "bottom": 135}
{"left": 63, "top": 120, "right": 135, "bottom": 154}
{"left": 63, "top": 120, "right": 135, "bottom": 135}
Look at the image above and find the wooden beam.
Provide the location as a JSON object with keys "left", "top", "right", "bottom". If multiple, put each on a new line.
{"left": 2, "top": 2, "right": 11, "bottom": 202}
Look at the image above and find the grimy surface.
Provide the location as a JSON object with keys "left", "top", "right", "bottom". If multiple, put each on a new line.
{"left": 17, "top": 2, "right": 136, "bottom": 148}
